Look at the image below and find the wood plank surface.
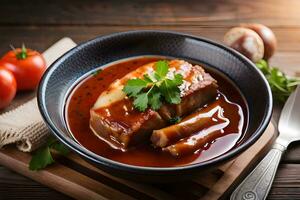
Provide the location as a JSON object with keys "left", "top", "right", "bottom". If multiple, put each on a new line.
{"left": 0, "top": 0, "right": 300, "bottom": 199}
{"left": 0, "top": 166, "right": 71, "bottom": 200}
{"left": 269, "top": 164, "right": 300, "bottom": 200}
{"left": 0, "top": 26, "right": 299, "bottom": 77}
{"left": 1, "top": 27, "right": 300, "bottom": 53}
{"left": 0, "top": 0, "right": 300, "bottom": 27}
{"left": 0, "top": 122, "right": 276, "bottom": 200}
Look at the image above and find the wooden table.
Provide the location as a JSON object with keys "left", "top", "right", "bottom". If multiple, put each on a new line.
{"left": 1, "top": 0, "right": 300, "bottom": 199}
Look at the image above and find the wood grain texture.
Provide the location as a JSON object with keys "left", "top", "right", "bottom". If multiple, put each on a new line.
{"left": 203, "top": 124, "right": 276, "bottom": 200}
{"left": 0, "top": 166, "right": 71, "bottom": 200}
{"left": 1, "top": 0, "right": 300, "bottom": 199}
{"left": 0, "top": 147, "right": 135, "bottom": 200}
{"left": 1, "top": 0, "right": 300, "bottom": 27}
{"left": 0, "top": 123, "right": 276, "bottom": 200}
{"left": 1, "top": 26, "right": 300, "bottom": 54}
{"left": 269, "top": 164, "right": 300, "bottom": 200}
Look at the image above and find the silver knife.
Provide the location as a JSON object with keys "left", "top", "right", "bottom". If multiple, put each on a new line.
{"left": 231, "top": 85, "right": 300, "bottom": 200}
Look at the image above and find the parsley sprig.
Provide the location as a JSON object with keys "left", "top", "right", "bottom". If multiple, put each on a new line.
{"left": 123, "top": 60, "right": 183, "bottom": 111}
{"left": 29, "top": 137, "right": 70, "bottom": 171}
{"left": 256, "top": 59, "right": 300, "bottom": 103}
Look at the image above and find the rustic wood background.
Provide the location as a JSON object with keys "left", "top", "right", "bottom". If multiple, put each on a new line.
{"left": 1, "top": 0, "right": 300, "bottom": 199}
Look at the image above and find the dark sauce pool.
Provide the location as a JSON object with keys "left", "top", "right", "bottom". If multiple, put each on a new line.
{"left": 65, "top": 57, "right": 248, "bottom": 167}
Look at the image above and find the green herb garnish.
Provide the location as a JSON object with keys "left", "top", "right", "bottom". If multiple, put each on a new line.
{"left": 169, "top": 116, "right": 182, "bottom": 124}
{"left": 92, "top": 69, "right": 103, "bottom": 77}
{"left": 256, "top": 59, "right": 300, "bottom": 103}
{"left": 123, "top": 60, "right": 183, "bottom": 111}
{"left": 29, "top": 137, "right": 70, "bottom": 171}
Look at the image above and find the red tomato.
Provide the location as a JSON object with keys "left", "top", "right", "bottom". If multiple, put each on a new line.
{"left": 0, "top": 46, "right": 46, "bottom": 90}
{"left": 0, "top": 67, "right": 17, "bottom": 109}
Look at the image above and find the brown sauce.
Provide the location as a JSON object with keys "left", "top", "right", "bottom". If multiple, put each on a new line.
{"left": 66, "top": 57, "right": 248, "bottom": 167}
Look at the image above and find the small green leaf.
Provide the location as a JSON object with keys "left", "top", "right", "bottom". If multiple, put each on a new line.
{"left": 143, "top": 74, "right": 153, "bottom": 83}
{"left": 255, "top": 59, "right": 300, "bottom": 103}
{"left": 173, "top": 74, "right": 184, "bottom": 85}
{"left": 46, "top": 136, "right": 57, "bottom": 146}
{"left": 160, "top": 79, "right": 181, "bottom": 104}
{"left": 92, "top": 69, "right": 103, "bottom": 77}
{"left": 50, "top": 142, "right": 70, "bottom": 156}
{"left": 123, "top": 78, "right": 148, "bottom": 97}
{"left": 29, "top": 146, "right": 54, "bottom": 171}
{"left": 287, "top": 79, "right": 300, "bottom": 87}
{"left": 143, "top": 74, "right": 156, "bottom": 83}
{"left": 148, "top": 89, "right": 162, "bottom": 110}
{"left": 29, "top": 136, "right": 70, "bottom": 171}
{"left": 154, "top": 72, "right": 162, "bottom": 81}
{"left": 169, "top": 116, "right": 182, "bottom": 124}
{"left": 155, "top": 60, "right": 168, "bottom": 78}
{"left": 133, "top": 93, "right": 148, "bottom": 111}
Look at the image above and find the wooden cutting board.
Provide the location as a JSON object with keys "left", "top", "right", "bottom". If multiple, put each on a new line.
{"left": 0, "top": 124, "right": 276, "bottom": 200}
{"left": 0, "top": 38, "right": 277, "bottom": 200}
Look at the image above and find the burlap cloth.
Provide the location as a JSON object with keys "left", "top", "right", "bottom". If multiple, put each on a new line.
{"left": 0, "top": 38, "right": 76, "bottom": 152}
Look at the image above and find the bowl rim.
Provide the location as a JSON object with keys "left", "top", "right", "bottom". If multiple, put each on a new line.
{"left": 38, "top": 30, "right": 273, "bottom": 174}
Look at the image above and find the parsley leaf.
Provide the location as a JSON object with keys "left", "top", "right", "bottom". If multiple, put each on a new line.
{"left": 143, "top": 74, "right": 156, "bottom": 83}
{"left": 169, "top": 116, "right": 182, "bottom": 124}
{"left": 92, "top": 69, "right": 102, "bottom": 77}
{"left": 133, "top": 93, "right": 148, "bottom": 111}
{"left": 256, "top": 59, "right": 300, "bottom": 103}
{"left": 51, "top": 142, "right": 70, "bottom": 156}
{"left": 29, "top": 136, "right": 70, "bottom": 171}
{"left": 123, "top": 60, "right": 183, "bottom": 111}
{"left": 173, "top": 74, "right": 184, "bottom": 85}
{"left": 123, "top": 78, "right": 148, "bottom": 97}
{"left": 160, "top": 79, "right": 181, "bottom": 104}
{"left": 155, "top": 60, "right": 168, "bottom": 78}
{"left": 29, "top": 146, "right": 54, "bottom": 171}
{"left": 148, "top": 89, "right": 162, "bottom": 110}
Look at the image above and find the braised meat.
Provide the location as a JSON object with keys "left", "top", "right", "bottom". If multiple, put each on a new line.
{"left": 90, "top": 60, "right": 218, "bottom": 150}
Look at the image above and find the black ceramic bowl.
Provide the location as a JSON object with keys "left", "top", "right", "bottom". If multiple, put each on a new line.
{"left": 38, "top": 31, "right": 272, "bottom": 182}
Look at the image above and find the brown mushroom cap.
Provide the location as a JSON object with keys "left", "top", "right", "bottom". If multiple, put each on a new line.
{"left": 224, "top": 27, "right": 264, "bottom": 62}
{"left": 240, "top": 23, "right": 277, "bottom": 60}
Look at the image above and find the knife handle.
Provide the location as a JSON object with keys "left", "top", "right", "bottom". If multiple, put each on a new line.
{"left": 230, "top": 143, "right": 286, "bottom": 200}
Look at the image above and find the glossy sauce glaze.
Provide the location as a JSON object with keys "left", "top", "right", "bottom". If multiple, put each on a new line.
{"left": 66, "top": 57, "right": 248, "bottom": 167}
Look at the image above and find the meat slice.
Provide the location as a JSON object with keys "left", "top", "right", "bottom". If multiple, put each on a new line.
{"left": 163, "top": 108, "right": 232, "bottom": 156}
{"left": 90, "top": 98, "right": 166, "bottom": 150}
{"left": 157, "top": 60, "right": 218, "bottom": 120}
{"left": 160, "top": 94, "right": 244, "bottom": 157}
{"left": 163, "top": 121, "right": 229, "bottom": 157}
{"left": 90, "top": 59, "right": 218, "bottom": 150}
{"left": 151, "top": 105, "right": 224, "bottom": 148}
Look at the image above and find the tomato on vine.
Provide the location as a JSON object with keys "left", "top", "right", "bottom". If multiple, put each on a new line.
{"left": 0, "top": 44, "right": 46, "bottom": 90}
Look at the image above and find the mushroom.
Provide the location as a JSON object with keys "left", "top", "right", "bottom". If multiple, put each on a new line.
{"left": 240, "top": 23, "right": 277, "bottom": 60}
{"left": 224, "top": 27, "right": 264, "bottom": 62}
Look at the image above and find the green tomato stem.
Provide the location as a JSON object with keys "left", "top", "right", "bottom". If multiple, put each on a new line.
{"left": 16, "top": 43, "right": 28, "bottom": 60}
